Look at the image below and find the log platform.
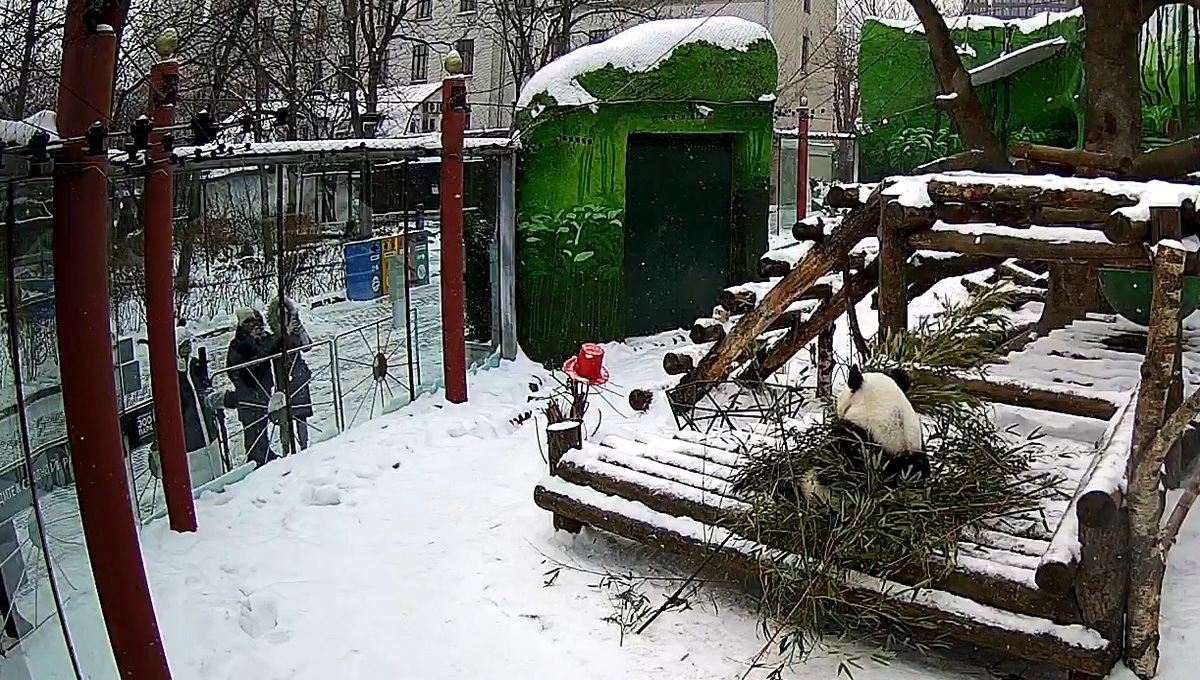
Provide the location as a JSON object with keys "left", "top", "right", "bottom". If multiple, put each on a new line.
{"left": 534, "top": 390, "right": 1128, "bottom": 675}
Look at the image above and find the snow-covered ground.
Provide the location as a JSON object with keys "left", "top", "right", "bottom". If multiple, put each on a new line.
{"left": 5, "top": 272, "right": 1200, "bottom": 680}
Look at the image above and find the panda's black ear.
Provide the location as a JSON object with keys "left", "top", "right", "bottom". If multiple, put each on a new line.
{"left": 847, "top": 365, "right": 864, "bottom": 391}
{"left": 889, "top": 367, "right": 911, "bottom": 394}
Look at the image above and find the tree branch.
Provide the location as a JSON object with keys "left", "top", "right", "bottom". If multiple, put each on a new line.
{"left": 906, "top": 0, "right": 1008, "bottom": 170}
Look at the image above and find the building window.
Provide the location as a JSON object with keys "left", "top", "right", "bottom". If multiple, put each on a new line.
{"left": 588, "top": 29, "right": 607, "bottom": 44}
{"left": 802, "top": 35, "right": 811, "bottom": 71}
{"left": 316, "top": 6, "right": 327, "bottom": 39}
{"left": 455, "top": 38, "right": 475, "bottom": 75}
{"left": 416, "top": 0, "right": 432, "bottom": 19}
{"left": 803, "top": 0, "right": 810, "bottom": 12}
{"left": 459, "top": 0, "right": 477, "bottom": 12}
{"left": 411, "top": 44, "right": 429, "bottom": 82}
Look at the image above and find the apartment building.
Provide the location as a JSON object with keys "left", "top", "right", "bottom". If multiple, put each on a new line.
{"left": 962, "top": 0, "right": 1080, "bottom": 18}
{"left": 387, "top": 0, "right": 836, "bottom": 132}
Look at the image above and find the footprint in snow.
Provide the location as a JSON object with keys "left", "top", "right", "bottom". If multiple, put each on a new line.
{"left": 237, "top": 593, "right": 279, "bottom": 639}
{"left": 300, "top": 484, "right": 342, "bottom": 506}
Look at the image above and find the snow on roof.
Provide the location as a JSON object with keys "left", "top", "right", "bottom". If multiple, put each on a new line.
{"left": 168, "top": 133, "right": 511, "bottom": 169}
{"left": 376, "top": 82, "right": 443, "bottom": 138}
{"left": 0, "top": 110, "right": 59, "bottom": 145}
{"left": 874, "top": 8, "right": 1082, "bottom": 35}
{"left": 516, "top": 17, "right": 773, "bottom": 111}
{"left": 969, "top": 36, "right": 1069, "bottom": 87}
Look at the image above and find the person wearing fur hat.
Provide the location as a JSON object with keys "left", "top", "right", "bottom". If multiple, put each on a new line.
{"left": 226, "top": 307, "right": 279, "bottom": 466}
{"left": 266, "top": 296, "right": 314, "bottom": 450}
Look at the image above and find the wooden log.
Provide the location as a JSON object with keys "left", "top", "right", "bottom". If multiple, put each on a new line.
{"left": 1075, "top": 508, "right": 1129, "bottom": 654}
{"left": 825, "top": 184, "right": 869, "bottom": 209}
{"left": 758, "top": 241, "right": 811, "bottom": 278}
{"left": 547, "top": 420, "right": 585, "bottom": 533}
{"left": 689, "top": 304, "right": 815, "bottom": 347}
{"left": 888, "top": 201, "right": 1110, "bottom": 230}
{"left": 916, "top": 371, "right": 1119, "bottom": 421}
{"left": 749, "top": 253, "right": 1002, "bottom": 382}
{"left": 1009, "top": 142, "right": 1133, "bottom": 174}
{"left": 1130, "top": 133, "right": 1200, "bottom": 179}
{"left": 878, "top": 200, "right": 909, "bottom": 340}
{"left": 1074, "top": 389, "right": 1139, "bottom": 528}
{"left": 533, "top": 482, "right": 1115, "bottom": 676}
{"left": 1153, "top": 207, "right": 1187, "bottom": 489}
{"left": 673, "top": 186, "right": 881, "bottom": 410}
{"left": 1124, "top": 241, "right": 1187, "bottom": 678}
{"left": 689, "top": 318, "right": 725, "bottom": 344}
{"left": 664, "top": 348, "right": 704, "bottom": 376}
{"left": 1037, "top": 389, "right": 1137, "bottom": 598}
{"left": 816, "top": 326, "right": 834, "bottom": 398}
{"left": 908, "top": 227, "right": 1148, "bottom": 264}
{"left": 961, "top": 278, "right": 1045, "bottom": 310}
{"left": 628, "top": 389, "right": 653, "bottom": 412}
{"left": 742, "top": 261, "right": 878, "bottom": 382}
{"left": 926, "top": 179, "right": 1138, "bottom": 213}
{"left": 719, "top": 282, "right": 832, "bottom": 316}
{"left": 872, "top": 253, "right": 1004, "bottom": 309}
{"left": 999, "top": 260, "right": 1048, "bottom": 288}
{"left": 792, "top": 219, "right": 825, "bottom": 242}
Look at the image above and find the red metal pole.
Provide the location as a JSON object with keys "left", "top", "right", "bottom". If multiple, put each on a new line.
{"left": 797, "top": 102, "right": 810, "bottom": 220}
{"left": 440, "top": 77, "right": 468, "bottom": 403}
{"left": 146, "top": 51, "right": 197, "bottom": 532}
{"left": 52, "top": 8, "right": 173, "bottom": 680}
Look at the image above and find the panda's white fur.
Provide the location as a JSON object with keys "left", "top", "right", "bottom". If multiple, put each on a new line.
{"left": 835, "top": 370, "right": 923, "bottom": 455}
{"left": 796, "top": 367, "right": 925, "bottom": 508}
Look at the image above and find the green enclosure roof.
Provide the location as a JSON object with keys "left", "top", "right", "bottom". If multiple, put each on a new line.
{"left": 516, "top": 17, "right": 777, "bottom": 118}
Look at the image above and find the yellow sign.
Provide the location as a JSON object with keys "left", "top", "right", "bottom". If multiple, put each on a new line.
{"left": 379, "top": 234, "right": 403, "bottom": 295}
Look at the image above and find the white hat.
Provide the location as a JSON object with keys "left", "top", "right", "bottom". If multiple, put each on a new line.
{"left": 234, "top": 307, "right": 258, "bottom": 325}
{"left": 175, "top": 326, "right": 194, "bottom": 350}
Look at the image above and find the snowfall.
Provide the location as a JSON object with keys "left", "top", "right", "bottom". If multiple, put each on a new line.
{"left": 11, "top": 251, "right": 1200, "bottom": 680}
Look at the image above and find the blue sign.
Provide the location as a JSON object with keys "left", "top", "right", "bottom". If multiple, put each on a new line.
{"left": 345, "top": 239, "right": 383, "bottom": 301}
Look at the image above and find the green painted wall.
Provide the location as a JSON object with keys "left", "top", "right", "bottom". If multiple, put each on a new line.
{"left": 858, "top": 9, "right": 1200, "bottom": 179}
{"left": 516, "top": 38, "right": 776, "bottom": 362}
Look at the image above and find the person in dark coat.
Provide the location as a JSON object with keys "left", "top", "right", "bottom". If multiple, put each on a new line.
{"left": 226, "top": 308, "right": 279, "bottom": 467}
{"left": 0, "top": 479, "right": 34, "bottom": 644}
{"left": 266, "top": 296, "right": 314, "bottom": 450}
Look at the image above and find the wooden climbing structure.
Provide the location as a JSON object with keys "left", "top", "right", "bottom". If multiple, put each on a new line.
{"left": 534, "top": 171, "right": 1200, "bottom": 678}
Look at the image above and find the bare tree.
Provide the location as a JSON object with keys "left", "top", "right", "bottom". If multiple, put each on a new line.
{"left": 476, "top": 0, "right": 685, "bottom": 99}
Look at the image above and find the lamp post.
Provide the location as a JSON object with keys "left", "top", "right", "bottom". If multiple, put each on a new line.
{"left": 145, "top": 27, "right": 197, "bottom": 533}
{"left": 440, "top": 50, "right": 468, "bottom": 404}
{"left": 797, "top": 95, "right": 811, "bottom": 221}
{"left": 357, "top": 111, "right": 382, "bottom": 240}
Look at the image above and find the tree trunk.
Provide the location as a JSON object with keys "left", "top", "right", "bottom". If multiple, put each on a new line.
{"left": 905, "top": 0, "right": 1008, "bottom": 170}
{"left": 1124, "top": 242, "right": 1186, "bottom": 679}
{"left": 1037, "top": 263, "right": 1106, "bottom": 335}
{"left": 1081, "top": 0, "right": 1144, "bottom": 161}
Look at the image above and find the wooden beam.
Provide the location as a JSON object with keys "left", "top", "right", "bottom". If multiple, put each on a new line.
{"left": 926, "top": 179, "right": 1138, "bottom": 213}
{"left": 672, "top": 187, "right": 881, "bottom": 409}
{"left": 909, "top": 228, "right": 1147, "bottom": 264}
{"left": 1009, "top": 142, "right": 1133, "bottom": 174}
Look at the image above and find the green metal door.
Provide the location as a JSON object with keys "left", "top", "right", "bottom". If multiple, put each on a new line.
{"left": 624, "top": 134, "right": 733, "bottom": 339}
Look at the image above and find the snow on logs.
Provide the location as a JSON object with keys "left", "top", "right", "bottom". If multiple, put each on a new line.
{"left": 1035, "top": 389, "right": 1138, "bottom": 597}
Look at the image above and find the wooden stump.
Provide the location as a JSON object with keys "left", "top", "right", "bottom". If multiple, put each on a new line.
{"left": 1036, "top": 263, "right": 1106, "bottom": 336}
{"left": 1152, "top": 207, "right": 1186, "bottom": 489}
{"left": 547, "top": 420, "right": 585, "bottom": 533}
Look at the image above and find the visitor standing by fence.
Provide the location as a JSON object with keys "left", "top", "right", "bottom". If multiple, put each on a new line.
{"left": 266, "top": 296, "right": 314, "bottom": 450}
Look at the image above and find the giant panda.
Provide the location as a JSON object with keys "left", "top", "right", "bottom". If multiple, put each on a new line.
{"left": 787, "top": 365, "right": 928, "bottom": 508}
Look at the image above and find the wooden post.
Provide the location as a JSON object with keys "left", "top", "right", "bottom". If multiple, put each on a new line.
{"left": 1124, "top": 240, "right": 1186, "bottom": 679}
{"left": 1074, "top": 513, "right": 1129, "bottom": 669}
{"left": 816, "top": 325, "right": 834, "bottom": 398}
{"left": 877, "top": 199, "right": 908, "bottom": 340}
{"left": 1151, "top": 207, "right": 1187, "bottom": 488}
{"left": 547, "top": 420, "right": 585, "bottom": 533}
